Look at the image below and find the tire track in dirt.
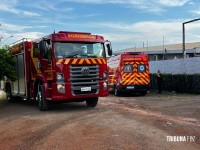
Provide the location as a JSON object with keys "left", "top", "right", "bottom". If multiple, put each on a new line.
{"left": 100, "top": 100, "right": 200, "bottom": 127}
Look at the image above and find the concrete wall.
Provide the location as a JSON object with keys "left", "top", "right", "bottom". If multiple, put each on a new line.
{"left": 149, "top": 57, "right": 200, "bottom": 74}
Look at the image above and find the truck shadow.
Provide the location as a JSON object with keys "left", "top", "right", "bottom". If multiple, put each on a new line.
{"left": 2, "top": 98, "right": 93, "bottom": 112}
{"left": 109, "top": 92, "right": 147, "bottom": 97}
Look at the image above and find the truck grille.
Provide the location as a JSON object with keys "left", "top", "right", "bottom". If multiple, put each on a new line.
{"left": 70, "top": 65, "right": 99, "bottom": 95}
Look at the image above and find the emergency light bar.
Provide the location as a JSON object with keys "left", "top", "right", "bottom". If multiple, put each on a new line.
{"left": 124, "top": 52, "right": 143, "bottom": 55}
{"left": 58, "top": 31, "right": 91, "bottom": 35}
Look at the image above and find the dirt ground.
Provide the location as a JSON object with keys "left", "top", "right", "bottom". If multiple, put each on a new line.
{"left": 0, "top": 91, "right": 199, "bottom": 150}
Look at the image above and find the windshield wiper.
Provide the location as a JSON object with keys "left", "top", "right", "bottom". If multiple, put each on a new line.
{"left": 87, "top": 54, "right": 97, "bottom": 58}
{"left": 63, "top": 54, "right": 80, "bottom": 58}
{"left": 62, "top": 54, "right": 98, "bottom": 58}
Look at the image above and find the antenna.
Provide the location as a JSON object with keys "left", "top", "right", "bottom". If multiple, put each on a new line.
{"left": 52, "top": 12, "right": 55, "bottom": 34}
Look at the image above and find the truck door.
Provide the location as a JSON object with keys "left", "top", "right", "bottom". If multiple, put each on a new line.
{"left": 39, "top": 40, "right": 53, "bottom": 80}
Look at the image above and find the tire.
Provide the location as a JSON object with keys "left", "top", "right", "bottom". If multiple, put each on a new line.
{"left": 114, "top": 86, "right": 120, "bottom": 96}
{"left": 86, "top": 97, "right": 98, "bottom": 107}
{"left": 6, "top": 86, "right": 14, "bottom": 102}
{"left": 140, "top": 91, "right": 147, "bottom": 96}
{"left": 36, "top": 85, "right": 49, "bottom": 111}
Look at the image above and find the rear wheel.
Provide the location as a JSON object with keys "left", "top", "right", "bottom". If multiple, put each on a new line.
{"left": 140, "top": 91, "right": 147, "bottom": 96}
{"left": 86, "top": 97, "right": 98, "bottom": 107}
{"left": 114, "top": 86, "right": 120, "bottom": 96}
{"left": 6, "top": 86, "right": 14, "bottom": 102}
{"left": 36, "top": 84, "right": 49, "bottom": 111}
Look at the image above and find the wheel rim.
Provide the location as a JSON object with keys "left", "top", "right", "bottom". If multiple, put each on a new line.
{"left": 37, "top": 86, "right": 42, "bottom": 108}
{"left": 7, "top": 91, "right": 11, "bottom": 100}
{"left": 114, "top": 87, "right": 117, "bottom": 95}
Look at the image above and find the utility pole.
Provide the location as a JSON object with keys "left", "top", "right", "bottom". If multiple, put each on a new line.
{"left": 162, "top": 36, "right": 165, "bottom": 60}
{"left": 183, "top": 18, "right": 200, "bottom": 58}
{"left": 135, "top": 44, "right": 136, "bottom": 52}
{"left": 163, "top": 36, "right": 165, "bottom": 51}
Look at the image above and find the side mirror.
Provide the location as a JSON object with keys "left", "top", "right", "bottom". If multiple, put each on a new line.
{"left": 46, "top": 39, "right": 51, "bottom": 45}
{"left": 106, "top": 43, "right": 112, "bottom": 56}
{"left": 39, "top": 41, "right": 47, "bottom": 57}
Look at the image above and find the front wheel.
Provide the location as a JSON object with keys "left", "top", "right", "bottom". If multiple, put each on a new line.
{"left": 86, "top": 97, "right": 98, "bottom": 107}
{"left": 36, "top": 85, "right": 49, "bottom": 111}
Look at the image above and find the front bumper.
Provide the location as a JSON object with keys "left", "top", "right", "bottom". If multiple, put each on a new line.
{"left": 118, "top": 84, "right": 150, "bottom": 92}
{"left": 46, "top": 81, "right": 109, "bottom": 101}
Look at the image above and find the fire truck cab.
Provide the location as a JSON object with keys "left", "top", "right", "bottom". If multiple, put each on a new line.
{"left": 107, "top": 52, "right": 150, "bottom": 96}
{"left": 5, "top": 31, "right": 112, "bottom": 111}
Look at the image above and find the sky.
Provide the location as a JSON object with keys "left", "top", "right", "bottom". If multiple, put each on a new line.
{"left": 1, "top": 0, "right": 200, "bottom": 51}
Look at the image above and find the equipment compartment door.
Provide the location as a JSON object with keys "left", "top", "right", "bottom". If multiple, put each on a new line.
{"left": 13, "top": 54, "right": 25, "bottom": 94}
{"left": 18, "top": 54, "right": 25, "bottom": 94}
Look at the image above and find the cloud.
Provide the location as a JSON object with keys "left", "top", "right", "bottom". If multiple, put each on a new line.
{"left": 83, "top": 13, "right": 103, "bottom": 18}
{"left": 0, "top": 0, "right": 41, "bottom": 17}
{"left": 22, "top": 11, "right": 41, "bottom": 17}
{"left": 62, "top": 0, "right": 191, "bottom": 13}
{"left": 82, "top": 19, "right": 200, "bottom": 50}
{"left": 28, "top": 1, "right": 74, "bottom": 12}
{"left": 190, "top": 6, "right": 200, "bottom": 15}
{"left": 0, "top": 32, "right": 45, "bottom": 45}
{"left": 62, "top": 0, "right": 190, "bottom": 6}
{"left": 14, "top": 32, "right": 44, "bottom": 40}
{"left": 156, "top": 0, "right": 191, "bottom": 7}
{"left": 1, "top": 22, "right": 33, "bottom": 32}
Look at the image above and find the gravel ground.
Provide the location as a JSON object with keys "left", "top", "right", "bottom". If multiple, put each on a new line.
{"left": 0, "top": 91, "right": 199, "bottom": 150}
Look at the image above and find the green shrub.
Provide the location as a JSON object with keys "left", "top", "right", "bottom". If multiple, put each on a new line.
{"left": 150, "top": 74, "right": 200, "bottom": 94}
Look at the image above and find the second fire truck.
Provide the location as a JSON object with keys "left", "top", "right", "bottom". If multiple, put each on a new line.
{"left": 5, "top": 31, "right": 112, "bottom": 110}
{"left": 107, "top": 52, "right": 150, "bottom": 96}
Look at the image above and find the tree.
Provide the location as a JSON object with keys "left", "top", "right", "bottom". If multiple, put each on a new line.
{"left": 0, "top": 45, "right": 17, "bottom": 81}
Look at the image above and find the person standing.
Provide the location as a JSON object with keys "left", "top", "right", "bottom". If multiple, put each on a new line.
{"left": 156, "top": 70, "right": 163, "bottom": 94}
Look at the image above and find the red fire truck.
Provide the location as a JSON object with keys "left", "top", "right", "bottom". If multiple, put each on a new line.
{"left": 107, "top": 52, "right": 150, "bottom": 96}
{"left": 5, "top": 31, "right": 112, "bottom": 111}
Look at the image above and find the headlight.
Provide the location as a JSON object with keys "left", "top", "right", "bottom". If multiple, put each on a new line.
{"left": 57, "top": 84, "right": 65, "bottom": 93}
{"left": 57, "top": 84, "right": 65, "bottom": 90}
{"left": 57, "top": 73, "right": 64, "bottom": 81}
{"left": 103, "top": 82, "right": 108, "bottom": 90}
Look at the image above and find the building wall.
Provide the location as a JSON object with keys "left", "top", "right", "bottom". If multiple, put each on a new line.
{"left": 120, "top": 42, "right": 200, "bottom": 53}
{"left": 148, "top": 54, "right": 188, "bottom": 61}
{"left": 149, "top": 57, "right": 200, "bottom": 74}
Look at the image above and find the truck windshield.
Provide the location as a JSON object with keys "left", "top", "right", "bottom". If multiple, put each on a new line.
{"left": 54, "top": 42, "right": 105, "bottom": 58}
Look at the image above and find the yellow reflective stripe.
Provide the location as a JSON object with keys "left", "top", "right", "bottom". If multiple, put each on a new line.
{"left": 91, "top": 59, "right": 97, "bottom": 64}
{"left": 85, "top": 59, "right": 91, "bottom": 64}
{"left": 56, "top": 59, "right": 63, "bottom": 65}
{"left": 143, "top": 72, "right": 148, "bottom": 77}
{"left": 129, "top": 78, "right": 135, "bottom": 85}
{"left": 124, "top": 74, "right": 135, "bottom": 85}
{"left": 72, "top": 59, "right": 78, "bottom": 64}
{"left": 102, "top": 59, "right": 106, "bottom": 64}
{"left": 141, "top": 78, "right": 148, "bottom": 84}
{"left": 79, "top": 59, "right": 84, "bottom": 64}
{"left": 97, "top": 59, "right": 102, "bottom": 64}
{"left": 64, "top": 59, "right": 70, "bottom": 64}
{"left": 122, "top": 73, "right": 134, "bottom": 85}
{"left": 122, "top": 73, "right": 128, "bottom": 79}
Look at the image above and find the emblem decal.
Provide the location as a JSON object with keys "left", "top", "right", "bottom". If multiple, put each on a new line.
{"left": 81, "top": 67, "right": 90, "bottom": 76}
